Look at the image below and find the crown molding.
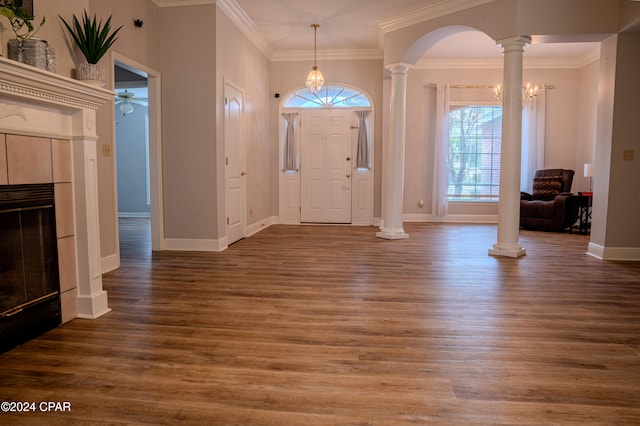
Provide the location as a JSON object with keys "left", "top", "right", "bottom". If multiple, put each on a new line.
{"left": 414, "top": 58, "right": 502, "bottom": 70}
{"left": 150, "top": 0, "right": 215, "bottom": 6}
{"left": 524, "top": 53, "right": 601, "bottom": 69}
{"left": 272, "top": 49, "right": 383, "bottom": 62}
{"left": 415, "top": 51, "right": 601, "bottom": 70}
{"left": 216, "top": 0, "right": 273, "bottom": 59}
{"left": 150, "top": 0, "right": 273, "bottom": 59}
{"left": 379, "top": 0, "right": 494, "bottom": 33}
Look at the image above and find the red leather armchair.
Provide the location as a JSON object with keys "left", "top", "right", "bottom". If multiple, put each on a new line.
{"left": 520, "top": 169, "right": 579, "bottom": 232}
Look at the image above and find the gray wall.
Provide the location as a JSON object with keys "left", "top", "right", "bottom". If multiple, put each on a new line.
{"left": 159, "top": 4, "right": 218, "bottom": 241}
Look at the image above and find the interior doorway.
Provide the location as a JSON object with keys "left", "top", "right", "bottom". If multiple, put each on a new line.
{"left": 113, "top": 56, "right": 164, "bottom": 256}
{"left": 114, "top": 68, "right": 149, "bottom": 219}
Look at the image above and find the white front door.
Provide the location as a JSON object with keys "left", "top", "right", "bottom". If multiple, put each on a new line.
{"left": 300, "top": 109, "right": 352, "bottom": 223}
{"left": 225, "top": 83, "right": 245, "bottom": 245}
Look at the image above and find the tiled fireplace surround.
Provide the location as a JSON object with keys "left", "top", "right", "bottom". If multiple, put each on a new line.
{"left": 0, "top": 57, "right": 114, "bottom": 323}
{"left": 1, "top": 134, "right": 77, "bottom": 322}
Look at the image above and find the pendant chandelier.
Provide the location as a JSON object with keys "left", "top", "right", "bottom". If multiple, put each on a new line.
{"left": 494, "top": 82, "right": 540, "bottom": 103}
{"left": 305, "top": 24, "right": 324, "bottom": 94}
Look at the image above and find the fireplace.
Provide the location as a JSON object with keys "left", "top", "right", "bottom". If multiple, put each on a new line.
{"left": 0, "top": 183, "right": 61, "bottom": 353}
{"left": 1, "top": 57, "right": 114, "bottom": 341}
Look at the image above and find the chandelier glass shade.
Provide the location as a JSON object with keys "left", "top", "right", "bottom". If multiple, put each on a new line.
{"left": 306, "top": 24, "right": 324, "bottom": 94}
{"left": 306, "top": 66, "right": 325, "bottom": 94}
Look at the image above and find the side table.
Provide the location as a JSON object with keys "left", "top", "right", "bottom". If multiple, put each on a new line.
{"left": 570, "top": 192, "right": 592, "bottom": 234}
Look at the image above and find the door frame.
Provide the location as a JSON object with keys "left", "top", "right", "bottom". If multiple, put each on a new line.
{"left": 111, "top": 53, "right": 165, "bottom": 258}
{"left": 278, "top": 85, "right": 375, "bottom": 226}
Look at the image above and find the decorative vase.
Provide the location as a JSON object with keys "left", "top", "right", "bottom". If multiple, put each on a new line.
{"left": 75, "top": 63, "right": 105, "bottom": 87}
{"left": 7, "top": 39, "right": 57, "bottom": 72}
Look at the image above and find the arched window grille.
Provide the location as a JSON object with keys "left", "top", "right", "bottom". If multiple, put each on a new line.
{"left": 283, "top": 84, "right": 371, "bottom": 108}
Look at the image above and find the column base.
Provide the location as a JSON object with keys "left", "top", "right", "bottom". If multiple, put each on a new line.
{"left": 76, "top": 290, "right": 111, "bottom": 319}
{"left": 376, "top": 229, "right": 409, "bottom": 240}
{"left": 488, "top": 242, "right": 526, "bottom": 258}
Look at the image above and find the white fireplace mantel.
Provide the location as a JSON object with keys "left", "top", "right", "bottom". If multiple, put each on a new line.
{"left": 0, "top": 56, "right": 114, "bottom": 320}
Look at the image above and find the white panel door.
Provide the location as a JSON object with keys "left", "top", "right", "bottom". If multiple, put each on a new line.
{"left": 225, "top": 83, "right": 245, "bottom": 245}
{"left": 300, "top": 109, "right": 352, "bottom": 223}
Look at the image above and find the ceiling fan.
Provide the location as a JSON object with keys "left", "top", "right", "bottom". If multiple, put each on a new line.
{"left": 115, "top": 89, "right": 148, "bottom": 115}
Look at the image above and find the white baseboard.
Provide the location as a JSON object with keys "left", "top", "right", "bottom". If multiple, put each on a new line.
{"left": 76, "top": 290, "right": 111, "bottom": 319}
{"left": 587, "top": 243, "right": 640, "bottom": 261}
{"left": 403, "top": 213, "right": 498, "bottom": 223}
{"left": 247, "top": 216, "right": 278, "bottom": 237}
{"left": 586, "top": 243, "right": 605, "bottom": 259}
{"left": 162, "top": 217, "right": 278, "bottom": 252}
{"left": 277, "top": 218, "right": 376, "bottom": 227}
{"left": 101, "top": 253, "right": 120, "bottom": 274}
{"left": 265, "top": 215, "right": 496, "bottom": 227}
{"left": 164, "top": 237, "right": 227, "bottom": 252}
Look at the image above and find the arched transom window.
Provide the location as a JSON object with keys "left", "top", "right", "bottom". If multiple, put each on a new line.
{"left": 283, "top": 84, "right": 371, "bottom": 108}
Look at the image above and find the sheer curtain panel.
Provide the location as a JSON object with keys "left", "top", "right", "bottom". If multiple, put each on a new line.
{"left": 521, "top": 89, "right": 546, "bottom": 193}
{"left": 355, "top": 111, "right": 369, "bottom": 169}
{"left": 282, "top": 112, "right": 298, "bottom": 171}
{"left": 433, "top": 83, "right": 450, "bottom": 216}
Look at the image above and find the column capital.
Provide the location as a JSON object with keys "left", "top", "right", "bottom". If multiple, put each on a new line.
{"left": 385, "top": 62, "right": 412, "bottom": 74}
{"left": 496, "top": 35, "right": 532, "bottom": 51}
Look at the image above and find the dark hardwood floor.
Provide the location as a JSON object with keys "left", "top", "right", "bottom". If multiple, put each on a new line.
{"left": 1, "top": 219, "right": 640, "bottom": 425}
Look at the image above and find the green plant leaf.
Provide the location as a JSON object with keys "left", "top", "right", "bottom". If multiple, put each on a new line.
{"left": 60, "top": 10, "right": 121, "bottom": 64}
{"left": 1, "top": 0, "right": 45, "bottom": 40}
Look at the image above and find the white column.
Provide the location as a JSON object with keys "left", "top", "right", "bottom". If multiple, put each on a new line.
{"left": 377, "top": 63, "right": 410, "bottom": 240}
{"left": 73, "top": 108, "right": 111, "bottom": 319}
{"left": 489, "top": 36, "right": 530, "bottom": 258}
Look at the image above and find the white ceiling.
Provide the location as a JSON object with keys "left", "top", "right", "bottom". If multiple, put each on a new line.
{"left": 159, "top": 0, "right": 601, "bottom": 67}
{"left": 233, "top": 0, "right": 446, "bottom": 52}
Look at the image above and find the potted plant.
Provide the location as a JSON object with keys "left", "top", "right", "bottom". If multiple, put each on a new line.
{"left": 0, "top": 0, "right": 55, "bottom": 71}
{"left": 59, "top": 11, "right": 122, "bottom": 86}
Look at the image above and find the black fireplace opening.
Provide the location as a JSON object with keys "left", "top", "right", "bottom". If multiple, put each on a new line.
{"left": 1, "top": 184, "right": 61, "bottom": 354}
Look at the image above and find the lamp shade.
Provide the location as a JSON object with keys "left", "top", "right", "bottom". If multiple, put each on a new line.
{"left": 119, "top": 101, "right": 134, "bottom": 115}
{"left": 584, "top": 163, "right": 594, "bottom": 177}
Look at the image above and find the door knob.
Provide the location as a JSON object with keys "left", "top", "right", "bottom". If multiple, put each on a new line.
{"left": 241, "top": 171, "right": 247, "bottom": 176}
{"left": 346, "top": 173, "right": 351, "bottom": 178}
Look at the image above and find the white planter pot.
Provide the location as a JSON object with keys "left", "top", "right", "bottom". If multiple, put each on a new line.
{"left": 75, "top": 63, "right": 105, "bottom": 87}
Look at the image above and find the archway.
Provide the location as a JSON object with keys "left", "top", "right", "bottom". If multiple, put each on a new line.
{"left": 380, "top": 23, "right": 530, "bottom": 254}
